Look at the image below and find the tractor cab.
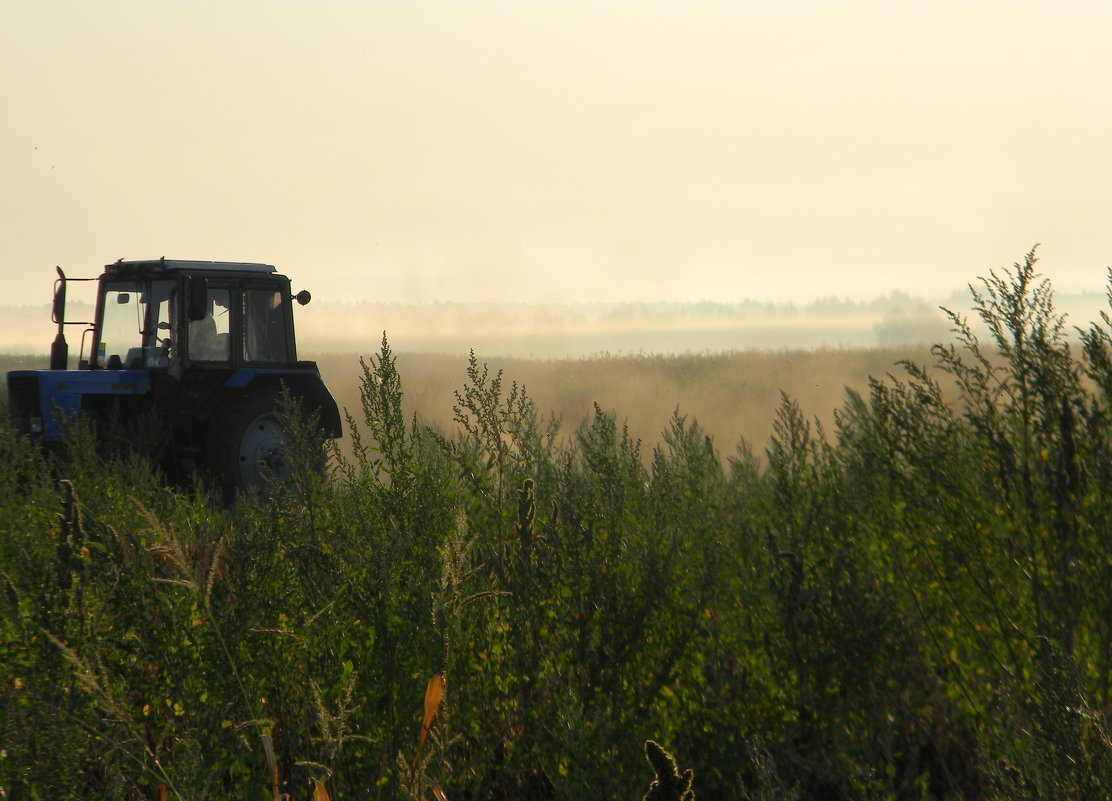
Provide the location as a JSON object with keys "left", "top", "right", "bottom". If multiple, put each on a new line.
{"left": 89, "top": 259, "right": 302, "bottom": 373}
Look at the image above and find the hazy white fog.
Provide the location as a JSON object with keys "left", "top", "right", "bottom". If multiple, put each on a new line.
{"left": 3, "top": 290, "right": 1109, "bottom": 358}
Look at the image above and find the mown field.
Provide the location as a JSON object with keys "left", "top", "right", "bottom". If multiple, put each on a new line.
{"left": 3, "top": 253, "right": 1112, "bottom": 800}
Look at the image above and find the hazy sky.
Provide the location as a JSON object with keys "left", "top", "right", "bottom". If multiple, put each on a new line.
{"left": 4, "top": 1, "right": 1112, "bottom": 307}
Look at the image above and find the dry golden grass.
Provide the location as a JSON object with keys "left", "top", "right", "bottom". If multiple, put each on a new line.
{"left": 312, "top": 346, "right": 939, "bottom": 459}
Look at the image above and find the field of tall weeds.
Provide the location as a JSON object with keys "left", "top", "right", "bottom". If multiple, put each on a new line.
{"left": 3, "top": 248, "right": 1112, "bottom": 800}
{"left": 312, "top": 344, "right": 939, "bottom": 469}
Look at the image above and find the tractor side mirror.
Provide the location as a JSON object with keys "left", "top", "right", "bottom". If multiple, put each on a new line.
{"left": 186, "top": 276, "right": 209, "bottom": 321}
{"left": 294, "top": 290, "right": 311, "bottom": 306}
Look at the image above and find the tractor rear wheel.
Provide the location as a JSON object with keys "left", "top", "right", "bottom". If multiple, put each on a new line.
{"left": 208, "top": 394, "right": 292, "bottom": 498}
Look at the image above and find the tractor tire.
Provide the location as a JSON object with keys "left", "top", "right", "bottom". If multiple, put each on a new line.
{"left": 207, "top": 393, "right": 292, "bottom": 499}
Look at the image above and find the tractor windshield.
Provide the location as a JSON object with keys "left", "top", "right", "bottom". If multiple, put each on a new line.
{"left": 96, "top": 279, "right": 175, "bottom": 369}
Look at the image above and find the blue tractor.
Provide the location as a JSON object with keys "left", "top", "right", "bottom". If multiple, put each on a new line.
{"left": 6, "top": 258, "right": 342, "bottom": 496}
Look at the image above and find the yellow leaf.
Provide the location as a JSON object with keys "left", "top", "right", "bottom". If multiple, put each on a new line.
{"left": 419, "top": 673, "right": 444, "bottom": 752}
{"left": 413, "top": 672, "right": 445, "bottom": 770}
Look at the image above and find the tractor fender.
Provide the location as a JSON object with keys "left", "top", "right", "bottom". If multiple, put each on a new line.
{"left": 219, "top": 367, "right": 342, "bottom": 437}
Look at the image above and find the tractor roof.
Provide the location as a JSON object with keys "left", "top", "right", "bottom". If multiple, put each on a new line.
{"left": 105, "top": 259, "right": 277, "bottom": 275}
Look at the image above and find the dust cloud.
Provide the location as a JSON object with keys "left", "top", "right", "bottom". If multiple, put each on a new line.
{"left": 291, "top": 295, "right": 955, "bottom": 357}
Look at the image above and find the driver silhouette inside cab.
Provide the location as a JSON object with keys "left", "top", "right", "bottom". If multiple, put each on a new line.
{"left": 188, "top": 290, "right": 231, "bottom": 362}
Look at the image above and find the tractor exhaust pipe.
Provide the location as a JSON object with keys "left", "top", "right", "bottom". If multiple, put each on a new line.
{"left": 49, "top": 266, "right": 68, "bottom": 370}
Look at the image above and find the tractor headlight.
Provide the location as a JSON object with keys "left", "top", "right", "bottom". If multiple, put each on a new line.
{"left": 29, "top": 416, "right": 43, "bottom": 434}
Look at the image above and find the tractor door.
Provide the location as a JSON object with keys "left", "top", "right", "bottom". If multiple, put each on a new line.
{"left": 177, "top": 284, "right": 235, "bottom": 422}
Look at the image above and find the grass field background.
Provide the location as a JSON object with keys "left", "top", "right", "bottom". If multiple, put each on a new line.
{"left": 314, "top": 346, "right": 937, "bottom": 460}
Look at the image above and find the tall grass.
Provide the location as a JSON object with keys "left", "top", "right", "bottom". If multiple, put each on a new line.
{"left": 310, "top": 345, "right": 941, "bottom": 466}
{"left": 2, "top": 249, "right": 1112, "bottom": 799}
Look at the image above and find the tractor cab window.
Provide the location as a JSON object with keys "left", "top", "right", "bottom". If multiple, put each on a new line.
{"left": 188, "top": 288, "right": 231, "bottom": 362}
{"left": 243, "top": 287, "right": 288, "bottom": 362}
{"left": 97, "top": 279, "right": 175, "bottom": 369}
